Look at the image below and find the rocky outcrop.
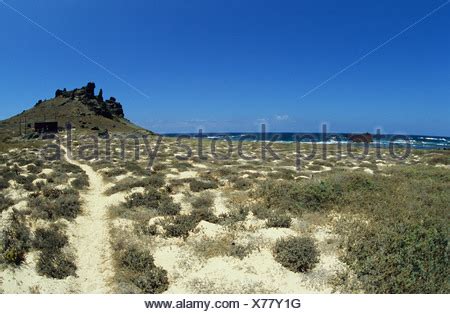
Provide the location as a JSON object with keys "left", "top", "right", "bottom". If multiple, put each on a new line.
{"left": 54, "top": 82, "right": 125, "bottom": 119}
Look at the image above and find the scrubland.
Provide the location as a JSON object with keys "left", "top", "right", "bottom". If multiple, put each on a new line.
{"left": 0, "top": 135, "right": 448, "bottom": 293}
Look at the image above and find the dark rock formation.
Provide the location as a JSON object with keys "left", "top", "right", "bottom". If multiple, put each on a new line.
{"left": 54, "top": 82, "right": 125, "bottom": 120}
{"left": 349, "top": 133, "right": 373, "bottom": 143}
{"left": 97, "top": 88, "right": 103, "bottom": 102}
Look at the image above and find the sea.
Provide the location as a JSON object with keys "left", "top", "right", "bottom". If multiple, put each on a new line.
{"left": 163, "top": 132, "right": 450, "bottom": 150}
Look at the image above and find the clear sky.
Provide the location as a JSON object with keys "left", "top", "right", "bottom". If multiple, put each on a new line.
{"left": 0, "top": 0, "right": 449, "bottom": 135}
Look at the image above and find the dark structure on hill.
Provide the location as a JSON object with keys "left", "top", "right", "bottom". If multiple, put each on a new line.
{"left": 0, "top": 82, "right": 153, "bottom": 140}
{"left": 34, "top": 122, "right": 58, "bottom": 133}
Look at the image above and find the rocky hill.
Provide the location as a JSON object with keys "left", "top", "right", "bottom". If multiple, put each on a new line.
{"left": 0, "top": 82, "right": 152, "bottom": 139}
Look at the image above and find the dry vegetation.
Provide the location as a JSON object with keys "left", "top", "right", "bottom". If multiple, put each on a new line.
{"left": 0, "top": 134, "right": 449, "bottom": 293}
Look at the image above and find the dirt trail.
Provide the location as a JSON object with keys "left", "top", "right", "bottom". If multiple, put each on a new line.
{"left": 63, "top": 147, "right": 123, "bottom": 293}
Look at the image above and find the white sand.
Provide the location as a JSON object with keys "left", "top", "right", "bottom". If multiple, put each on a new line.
{"left": 61, "top": 146, "right": 125, "bottom": 293}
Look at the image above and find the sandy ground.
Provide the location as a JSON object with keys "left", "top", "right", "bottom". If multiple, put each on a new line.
{"left": 0, "top": 147, "right": 125, "bottom": 293}
{"left": 63, "top": 147, "right": 124, "bottom": 293}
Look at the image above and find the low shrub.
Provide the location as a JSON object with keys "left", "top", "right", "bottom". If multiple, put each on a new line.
{"left": 124, "top": 188, "right": 181, "bottom": 216}
{"left": 189, "top": 179, "right": 218, "bottom": 192}
{"left": 1, "top": 168, "right": 19, "bottom": 181}
{"left": 332, "top": 165, "right": 449, "bottom": 293}
{"left": 173, "top": 162, "right": 193, "bottom": 171}
{"left": 193, "top": 234, "right": 256, "bottom": 260}
{"left": 16, "top": 174, "right": 36, "bottom": 185}
{"left": 36, "top": 249, "right": 77, "bottom": 279}
{"left": 123, "top": 162, "right": 148, "bottom": 176}
{"left": 115, "top": 245, "right": 169, "bottom": 293}
{"left": 189, "top": 192, "right": 214, "bottom": 209}
{"left": 251, "top": 206, "right": 273, "bottom": 220}
{"left": 134, "top": 222, "right": 158, "bottom": 236}
{"left": 190, "top": 208, "right": 219, "bottom": 224}
{"left": 165, "top": 208, "right": 218, "bottom": 238}
{"left": 256, "top": 178, "right": 341, "bottom": 214}
{"left": 51, "top": 192, "right": 81, "bottom": 219}
{"left": 299, "top": 180, "right": 339, "bottom": 211}
{"left": 164, "top": 214, "right": 199, "bottom": 238}
{"left": 29, "top": 188, "right": 82, "bottom": 220}
{"left": 0, "top": 177, "right": 10, "bottom": 190}
{"left": 0, "top": 194, "right": 14, "bottom": 212}
{"left": 26, "top": 164, "right": 42, "bottom": 174}
{"left": 231, "top": 177, "right": 253, "bottom": 190}
{"left": 71, "top": 174, "right": 90, "bottom": 189}
{"left": 273, "top": 236, "right": 319, "bottom": 273}
{"left": 33, "top": 224, "right": 68, "bottom": 251}
{"left": 105, "top": 175, "right": 165, "bottom": 195}
{"left": 267, "top": 169, "right": 296, "bottom": 180}
{"left": 103, "top": 167, "right": 128, "bottom": 178}
{"left": 217, "top": 206, "right": 249, "bottom": 226}
{"left": 426, "top": 154, "right": 450, "bottom": 165}
{"left": 1, "top": 211, "right": 31, "bottom": 265}
{"left": 54, "top": 162, "right": 84, "bottom": 174}
{"left": 339, "top": 219, "right": 449, "bottom": 293}
{"left": 266, "top": 213, "right": 292, "bottom": 228}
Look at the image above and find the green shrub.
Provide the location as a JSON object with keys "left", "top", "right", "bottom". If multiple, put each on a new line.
{"left": 0, "top": 177, "right": 9, "bottom": 190}
{"left": 267, "top": 169, "right": 296, "bottom": 180}
{"left": 103, "top": 167, "right": 128, "bottom": 178}
{"left": 307, "top": 164, "right": 322, "bottom": 171}
{"left": 193, "top": 234, "right": 255, "bottom": 260}
{"left": 333, "top": 165, "right": 449, "bottom": 293}
{"left": 123, "top": 162, "right": 148, "bottom": 176}
{"left": 36, "top": 249, "right": 77, "bottom": 279}
{"left": 189, "top": 179, "right": 218, "bottom": 192}
{"left": 0, "top": 194, "right": 14, "bottom": 212}
{"left": 229, "top": 243, "right": 254, "bottom": 260}
{"left": 251, "top": 206, "right": 273, "bottom": 219}
{"left": 426, "top": 154, "right": 450, "bottom": 165}
{"left": 29, "top": 188, "right": 82, "bottom": 220}
{"left": 164, "top": 214, "right": 199, "bottom": 238}
{"left": 26, "top": 164, "right": 42, "bottom": 174}
{"left": 274, "top": 236, "right": 319, "bottom": 273}
{"left": 33, "top": 224, "right": 68, "bottom": 251}
{"left": 165, "top": 208, "right": 218, "bottom": 238}
{"left": 299, "top": 180, "right": 339, "bottom": 211}
{"left": 42, "top": 187, "right": 63, "bottom": 198}
{"left": 53, "top": 191, "right": 82, "bottom": 219}
{"left": 157, "top": 198, "right": 181, "bottom": 215}
{"left": 190, "top": 208, "right": 219, "bottom": 224}
{"left": 218, "top": 206, "right": 249, "bottom": 225}
{"left": 54, "top": 162, "right": 84, "bottom": 174}
{"left": 105, "top": 175, "right": 165, "bottom": 195}
{"left": 340, "top": 220, "right": 449, "bottom": 293}
{"left": 16, "top": 174, "right": 36, "bottom": 185}
{"left": 124, "top": 188, "right": 181, "bottom": 215}
{"left": 120, "top": 246, "right": 155, "bottom": 272}
{"left": 256, "top": 178, "right": 340, "bottom": 214}
{"left": 232, "top": 177, "right": 253, "bottom": 190}
{"left": 134, "top": 222, "right": 158, "bottom": 236}
{"left": 2, "top": 169, "right": 19, "bottom": 181}
{"left": 266, "top": 213, "right": 292, "bottom": 228}
{"left": 190, "top": 192, "right": 214, "bottom": 209}
{"left": 1, "top": 211, "right": 31, "bottom": 266}
{"left": 133, "top": 267, "right": 170, "bottom": 293}
{"left": 71, "top": 174, "right": 90, "bottom": 189}
{"left": 173, "top": 162, "right": 193, "bottom": 171}
{"left": 116, "top": 245, "right": 169, "bottom": 293}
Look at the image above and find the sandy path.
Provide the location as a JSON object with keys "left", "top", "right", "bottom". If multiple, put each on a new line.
{"left": 63, "top": 147, "right": 123, "bottom": 293}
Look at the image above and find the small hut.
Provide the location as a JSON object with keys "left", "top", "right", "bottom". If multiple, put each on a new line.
{"left": 34, "top": 122, "right": 58, "bottom": 133}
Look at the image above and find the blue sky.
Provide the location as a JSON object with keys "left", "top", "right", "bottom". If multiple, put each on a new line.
{"left": 0, "top": 0, "right": 449, "bottom": 135}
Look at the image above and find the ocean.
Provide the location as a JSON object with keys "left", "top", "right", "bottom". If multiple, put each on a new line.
{"left": 163, "top": 132, "right": 450, "bottom": 150}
